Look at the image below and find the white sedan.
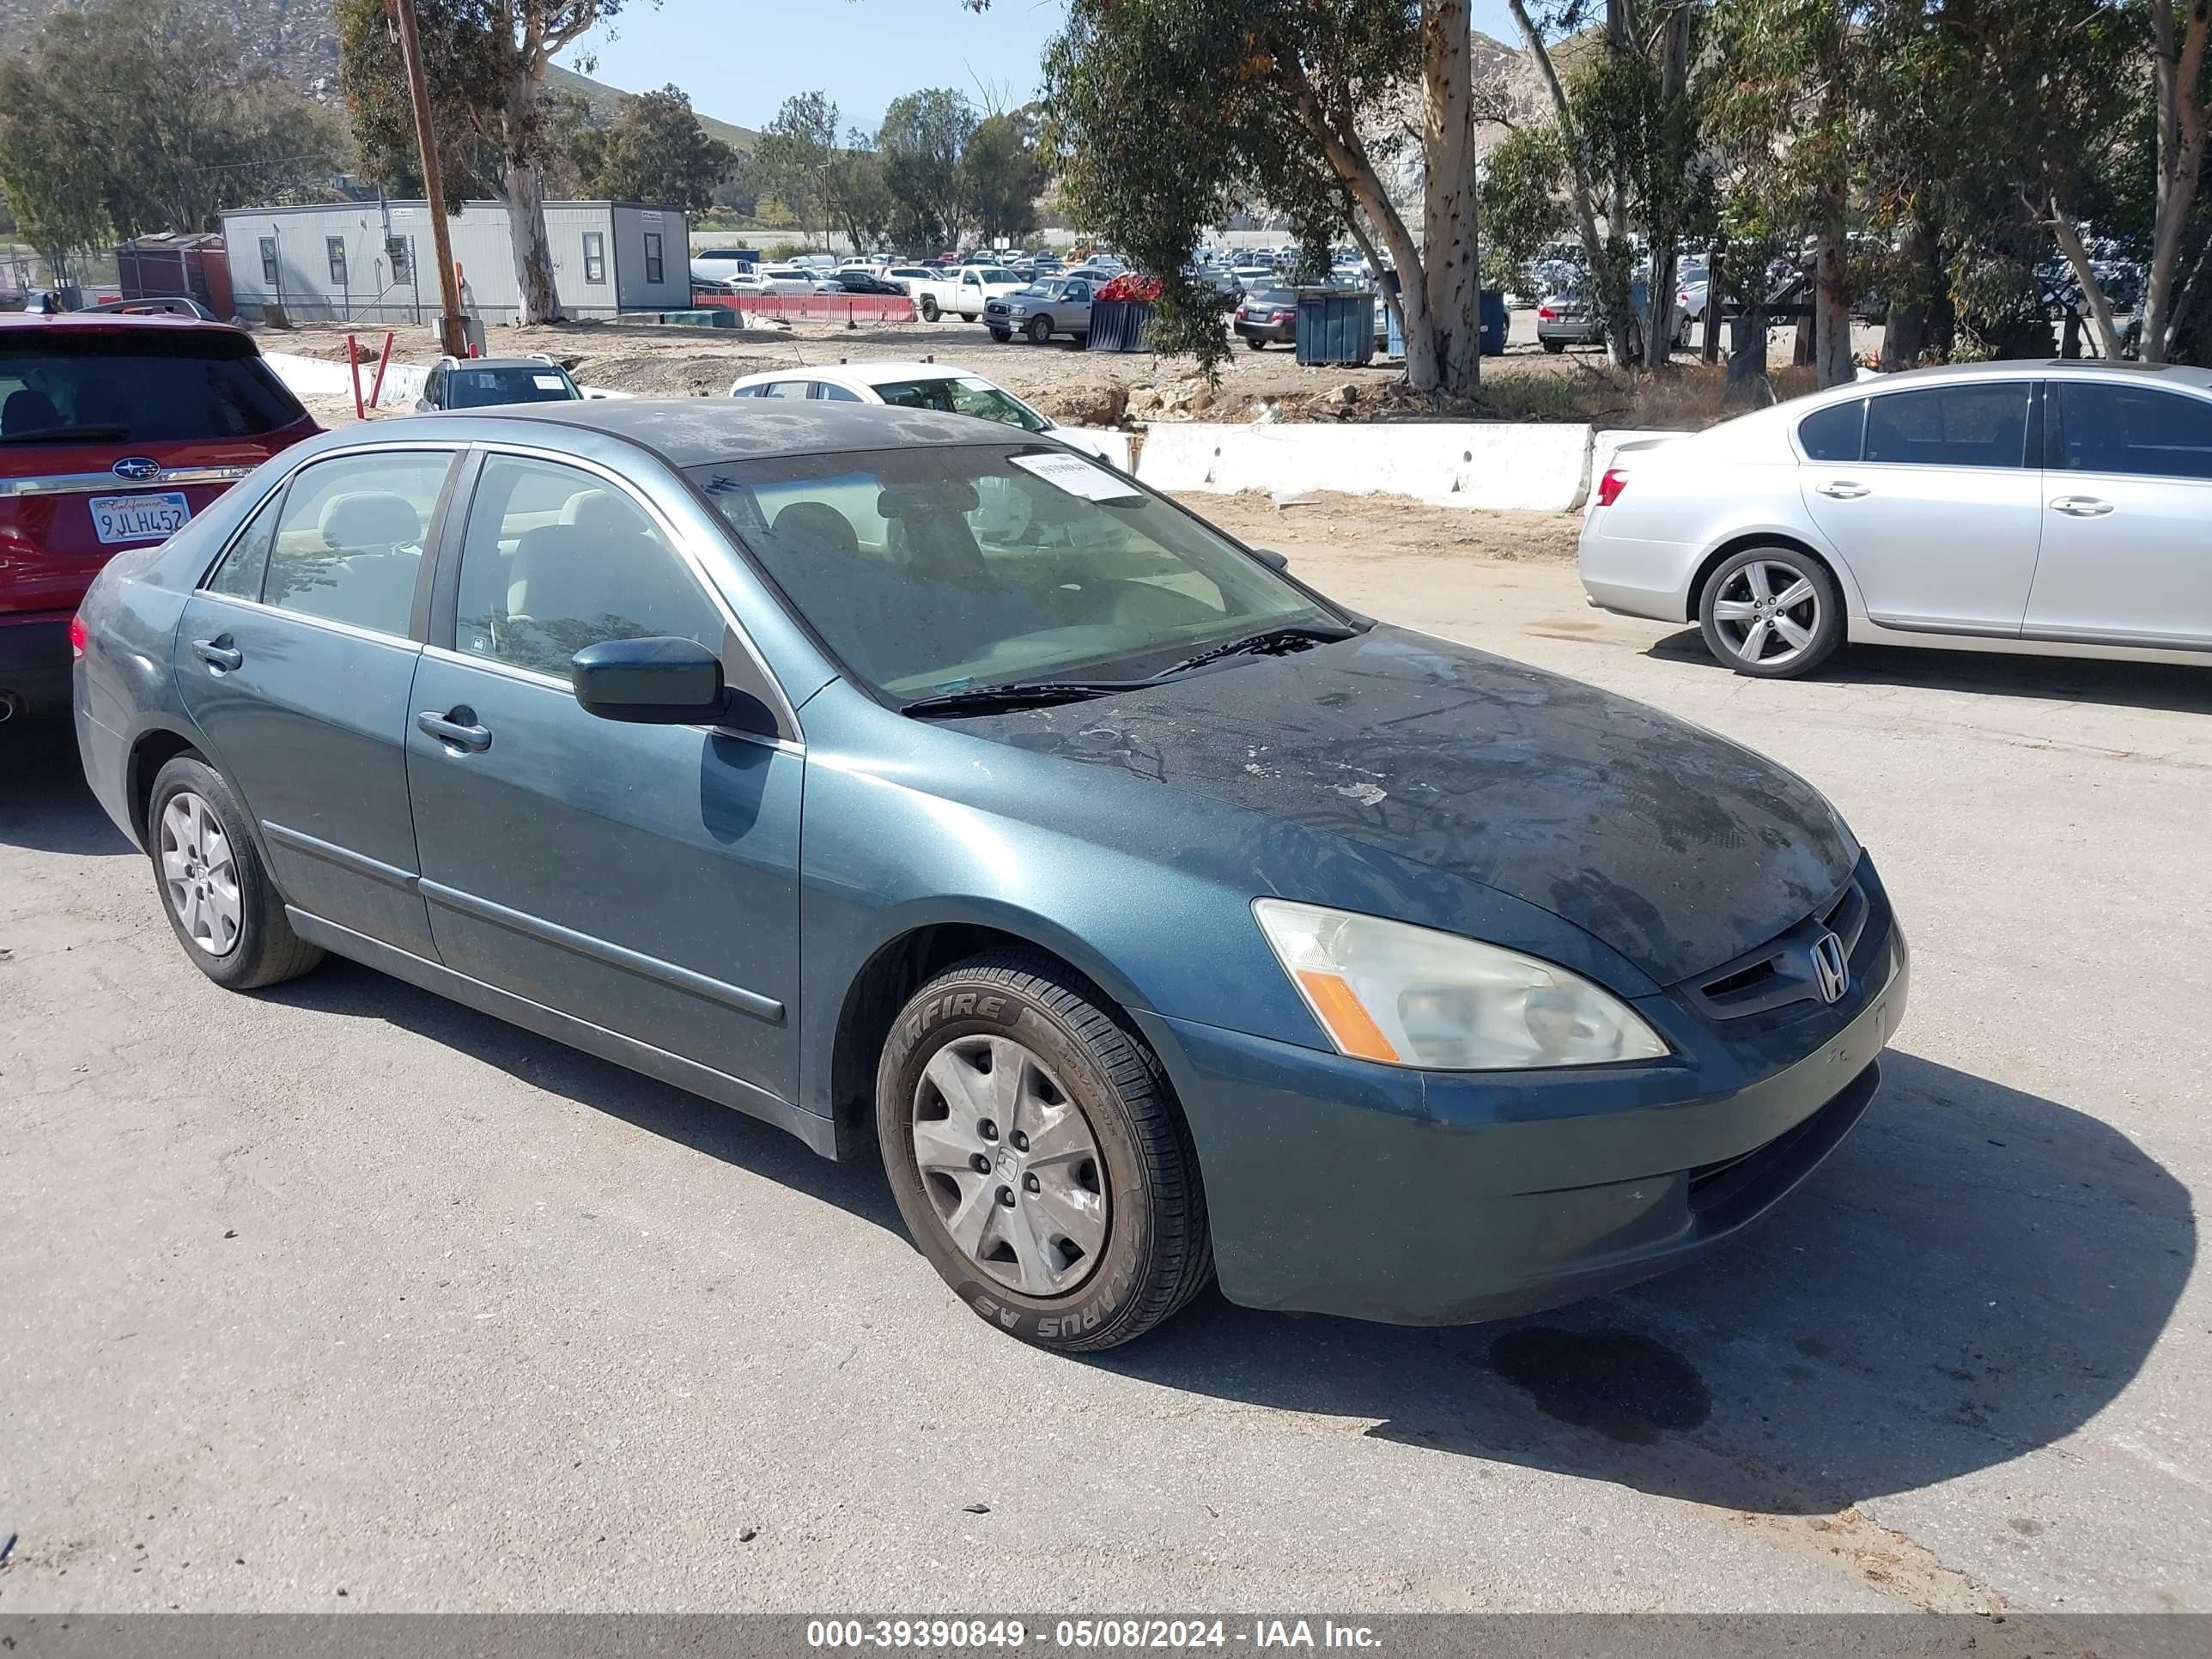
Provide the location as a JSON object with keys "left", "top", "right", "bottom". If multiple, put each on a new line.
{"left": 727, "top": 360, "right": 1122, "bottom": 463}
{"left": 1580, "top": 361, "right": 2212, "bottom": 678}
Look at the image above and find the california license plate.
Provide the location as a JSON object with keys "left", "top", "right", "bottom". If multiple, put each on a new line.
{"left": 89, "top": 491, "right": 190, "bottom": 544}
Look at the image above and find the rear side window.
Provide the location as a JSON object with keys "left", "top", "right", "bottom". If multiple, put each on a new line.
{"left": 1864, "top": 384, "right": 2030, "bottom": 469}
{"left": 262, "top": 451, "right": 453, "bottom": 636}
{"left": 2053, "top": 382, "right": 2212, "bottom": 480}
{"left": 204, "top": 489, "right": 285, "bottom": 600}
{"left": 0, "top": 332, "right": 307, "bottom": 445}
{"left": 1797, "top": 399, "right": 1864, "bottom": 463}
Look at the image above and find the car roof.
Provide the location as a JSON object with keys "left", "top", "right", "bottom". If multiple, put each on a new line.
{"left": 453, "top": 356, "right": 572, "bottom": 373}
{"left": 0, "top": 310, "right": 256, "bottom": 341}
{"left": 386, "top": 396, "right": 1015, "bottom": 465}
{"left": 1788, "top": 358, "right": 2212, "bottom": 404}
{"left": 736, "top": 360, "right": 969, "bottom": 391}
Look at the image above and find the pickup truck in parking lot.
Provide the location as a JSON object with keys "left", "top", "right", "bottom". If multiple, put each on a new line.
{"left": 902, "top": 264, "right": 1030, "bottom": 323}
{"left": 986, "top": 277, "right": 1096, "bottom": 344}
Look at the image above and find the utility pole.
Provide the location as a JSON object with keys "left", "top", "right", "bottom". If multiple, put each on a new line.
{"left": 386, "top": 0, "right": 470, "bottom": 358}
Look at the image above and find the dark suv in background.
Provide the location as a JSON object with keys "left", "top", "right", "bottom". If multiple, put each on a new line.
{"left": 1, "top": 309, "right": 316, "bottom": 720}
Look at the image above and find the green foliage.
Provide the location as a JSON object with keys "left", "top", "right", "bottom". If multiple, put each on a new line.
{"left": 1480, "top": 125, "right": 1569, "bottom": 293}
{"left": 879, "top": 89, "right": 979, "bottom": 251}
{"left": 756, "top": 91, "right": 842, "bottom": 245}
{"left": 963, "top": 109, "right": 1051, "bottom": 244}
{"left": 0, "top": 0, "right": 341, "bottom": 263}
{"left": 574, "top": 85, "right": 736, "bottom": 212}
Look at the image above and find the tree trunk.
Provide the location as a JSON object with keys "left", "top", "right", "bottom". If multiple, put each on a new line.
{"left": 1420, "top": 0, "right": 1480, "bottom": 395}
{"left": 1880, "top": 218, "right": 1942, "bottom": 371}
{"left": 1507, "top": 0, "right": 1632, "bottom": 368}
{"left": 1813, "top": 215, "right": 1853, "bottom": 386}
{"left": 502, "top": 154, "right": 563, "bottom": 325}
{"left": 1642, "top": 0, "right": 1693, "bottom": 367}
{"left": 2046, "top": 199, "right": 2125, "bottom": 359}
{"left": 2139, "top": 0, "right": 2209, "bottom": 362}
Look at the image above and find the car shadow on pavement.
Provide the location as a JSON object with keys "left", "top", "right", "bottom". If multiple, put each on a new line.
{"left": 261, "top": 957, "right": 903, "bottom": 1234}
{"left": 0, "top": 713, "right": 134, "bottom": 856}
{"left": 1097, "top": 1050, "right": 2195, "bottom": 1517}
{"left": 1646, "top": 627, "right": 2212, "bottom": 714}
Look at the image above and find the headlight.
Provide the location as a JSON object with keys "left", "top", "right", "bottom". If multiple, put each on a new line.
{"left": 1009, "top": 306, "right": 1029, "bottom": 316}
{"left": 1252, "top": 899, "right": 1668, "bottom": 1071}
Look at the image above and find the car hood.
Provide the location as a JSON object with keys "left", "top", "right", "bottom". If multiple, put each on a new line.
{"left": 969, "top": 626, "right": 1855, "bottom": 985}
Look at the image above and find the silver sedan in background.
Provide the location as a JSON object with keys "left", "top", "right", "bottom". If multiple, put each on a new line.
{"left": 1580, "top": 361, "right": 2212, "bottom": 677}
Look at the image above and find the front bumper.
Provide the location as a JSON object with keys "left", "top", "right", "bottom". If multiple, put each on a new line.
{"left": 1137, "top": 864, "right": 1908, "bottom": 1324}
{"left": 0, "top": 611, "right": 74, "bottom": 710}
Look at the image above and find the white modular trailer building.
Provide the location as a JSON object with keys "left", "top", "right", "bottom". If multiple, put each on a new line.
{"left": 219, "top": 199, "right": 690, "bottom": 325}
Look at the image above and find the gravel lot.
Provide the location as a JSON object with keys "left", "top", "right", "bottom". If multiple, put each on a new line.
{"left": 2, "top": 502, "right": 2205, "bottom": 1615}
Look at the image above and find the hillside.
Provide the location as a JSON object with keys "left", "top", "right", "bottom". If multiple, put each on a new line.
{"left": 0, "top": 0, "right": 754, "bottom": 149}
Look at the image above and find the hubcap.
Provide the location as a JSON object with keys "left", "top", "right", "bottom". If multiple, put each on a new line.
{"left": 159, "top": 790, "right": 243, "bottom": 958}
{"left": 1712, "top": 561, "right": 1820, "bottom": 666}
{"left": 910, "top": 1035, "right": 1109, "bottom": 1297}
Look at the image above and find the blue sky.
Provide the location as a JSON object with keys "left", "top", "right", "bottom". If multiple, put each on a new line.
{"left": 573, "top": 1, "right": 1526, "bottom": 135}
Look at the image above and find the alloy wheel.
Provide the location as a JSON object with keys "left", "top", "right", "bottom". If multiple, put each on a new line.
{"left": 1711, "top": 561, "right": 1822, "bottom": 669}
{"left": 910, "top": 1035, "right": 1109, "bottom": 1297}
{"left": 159, "top": 790, "right": 243, "bottom": 957}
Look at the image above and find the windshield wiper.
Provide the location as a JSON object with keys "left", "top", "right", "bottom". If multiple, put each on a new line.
{"left": 900, "top": 679, "right": 1144, "bottom": 718}
{"left": 1152, "top": 623, "right": 1358, "bottom": 681}
{"left": 0, "top": 423, "right": 132, "bottom": 445}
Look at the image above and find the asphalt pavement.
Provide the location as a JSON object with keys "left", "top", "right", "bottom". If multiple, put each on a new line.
{"left": 2, "top": 533, "right": 2205, "bottom": 1614}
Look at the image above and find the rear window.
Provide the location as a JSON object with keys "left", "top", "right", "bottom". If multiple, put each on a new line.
{"left": 0, "top": 330, "right": 307, "bottom": 446}
{"left": 443, "top": 367, "right": 579, "bottom": 409}
{"left": 1247, "top": 289, "right": 1297, "bottom": 307}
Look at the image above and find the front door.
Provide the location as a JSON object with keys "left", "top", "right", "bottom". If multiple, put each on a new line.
{"left": 1798, "top": 380, "right": 2043, "bottom": 633}
{"left": 405, "top": 452, "right": 805, "bottom": 1105}
{"left": 174, "top": 447, "right": 457, "bottom": 955}
{"left": 2027, "top": 379, "right": 2212, "bottom": 651}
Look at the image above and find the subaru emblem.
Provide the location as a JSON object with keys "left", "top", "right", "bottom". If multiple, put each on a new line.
{"left": 1810, "top": 932, "right": 1849, "bottom": 1004}
{"left": 112, "top": 457, "right": 161, "bottom": 482}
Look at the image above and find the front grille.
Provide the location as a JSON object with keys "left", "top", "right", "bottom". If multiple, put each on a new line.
{"left": 1683, "top": 872, "right": 1879, "bottom": 1021}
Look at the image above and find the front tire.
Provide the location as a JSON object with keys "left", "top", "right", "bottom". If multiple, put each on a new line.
{"left": 147, "top": 755, "right": 324, "bottom": 990}
{"left": 988, "top": 328, "right": 1012, "bottom": 343}
{"left": 1698, "top": 545, "right": 1844, "bottom": 678}
{"left": 1024, "top": 315, "right": 1053, "bottom": 344}
{"left": 876, "top": 952, "right": 1213, "bottom": 1352}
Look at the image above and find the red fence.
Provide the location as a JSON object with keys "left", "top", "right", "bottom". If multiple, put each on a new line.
{"left": 693, "top": 293, "right": 917, "bottom": 324}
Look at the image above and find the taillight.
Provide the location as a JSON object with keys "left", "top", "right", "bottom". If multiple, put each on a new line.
{"left": 69, "top": 613, "right": 88, "bottom": 659}
{"left": 1595, "top": 467, "right": 1628, "bottom": 507}
{"left": 1538, "top": 305, "right": 1557, "bottom": 321}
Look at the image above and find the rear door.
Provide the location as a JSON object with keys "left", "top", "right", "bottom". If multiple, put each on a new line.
{"left": 1796, "top": 380, "right": 2044, "bottom": 633}
{"left": 174, "top": 446, "right": 459, "bottom": 957}
{"left": 2027, "top": 379, "right": 2212, "bottom": 650}
{"left": 0, "top": 325, "right": 315, "bottom": 624}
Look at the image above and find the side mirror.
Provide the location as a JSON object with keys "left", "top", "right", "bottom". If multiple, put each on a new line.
{"left": 1249, "top": 546, "right": 1291, "bottom": 572}
{"left": 573, "top": 636, "right": 728, "bottom": 725}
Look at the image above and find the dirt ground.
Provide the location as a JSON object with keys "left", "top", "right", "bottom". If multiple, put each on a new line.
{"left": 263, "top": 312, "right": 1877, "bottom": 432}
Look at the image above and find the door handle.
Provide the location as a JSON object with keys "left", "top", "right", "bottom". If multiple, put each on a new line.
{"left": 2051, "top": 495, "right": 2114, "bottom": 517}
{"left": 190, "top": 637, "right": 243, "bottom": 672}
{"left": 416, "top": 708, "right": 492, "bottom": 752}
{"left": 1815, "top": 480, "right": 1870, "bottom": 500}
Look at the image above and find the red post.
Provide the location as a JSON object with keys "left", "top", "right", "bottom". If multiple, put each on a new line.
{"left": 347, "top": 333, "right": 365, "bottom": 422}
{"left": 368, "top": 331, "right": 395, "bottom": 408}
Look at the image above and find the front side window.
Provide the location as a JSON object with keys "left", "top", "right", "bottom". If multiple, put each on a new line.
{"left": 454, "top": 456, "right": 724, "bottom": 683}
{"left": 2053, "top": 381, "right": 2212, "bottom": 480}
{"left": 326, "top": 237, "right": 348, "bottom": 287}
{"left": 643, "top": 233, "right": 665, "bottom": 284}
{"left": 872, "top": 376, "right": 1048, "bottom": 433}
{"left": 1863, "top": 383, "right": 2030, "bottom": 469}
{"left": 581, "top": 232, "right": 606, "bottom": 286}
{"left": 688, "top": 443, "right": 1343, "bottom": 700}
{"left": 262, "top": 450, "right": 453, "bottom": 635}
{"left": 763, "top": 381, "right": 813, "bottom": 400}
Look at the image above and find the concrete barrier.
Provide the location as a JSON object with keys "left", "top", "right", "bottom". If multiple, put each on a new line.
{"left": 1065, "top": 428, "right": 1134, "bottom": 471}
{"left": 1136, "top": 422, "right": 1594, "bottom": 513}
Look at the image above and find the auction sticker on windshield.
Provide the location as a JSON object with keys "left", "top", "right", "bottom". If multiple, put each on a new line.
{"left": 88, "top": 492, "right": 190, "bottom": 544}
{"left": 1011, "top": 451, "right": 1144, "bottom": 503}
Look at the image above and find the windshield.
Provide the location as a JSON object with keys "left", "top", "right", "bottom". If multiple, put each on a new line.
{"left": 976, "top": 268, "right": 1022, "bottom": 284}
{"left": 687, "top": 443, "right": 1343, "bottom": 700}
{"left": 446, "top": 366, "right": 579, "bottom": 408}
{"left": 872, "top": 376, "right": 1049, "bottom": 433}
{"left": 0, "top": 332, "right": 306, "bottom": 443}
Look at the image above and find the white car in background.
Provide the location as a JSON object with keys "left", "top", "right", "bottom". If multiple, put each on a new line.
{"left": 726, "top": 360, "right": 1121, "bottom": 462}
{"left": 1580, "top": 361, "right": 2212, "bottom": 678}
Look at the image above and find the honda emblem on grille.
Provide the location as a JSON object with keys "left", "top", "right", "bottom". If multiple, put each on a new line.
{"left": 1810, "top": 932, "right": 1849, "bottom": 1004}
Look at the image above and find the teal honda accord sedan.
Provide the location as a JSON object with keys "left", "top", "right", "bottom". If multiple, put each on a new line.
{"left": 72, "top": 400, "right": 1907, "bottom": 1351}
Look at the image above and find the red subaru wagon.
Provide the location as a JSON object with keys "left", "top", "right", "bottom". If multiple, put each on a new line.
{"left": 1, "top": 307, "right": 319, "bottom": 719}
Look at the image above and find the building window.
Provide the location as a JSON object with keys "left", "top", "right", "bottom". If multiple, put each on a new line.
{"left": 326, "top": 236, "right": 348, "bottom": 286}
{"left": 386, "top": 237, "right": 410, "bottom": 282}
{"left": 259, "top": 237, "right": 277, "bottom": 287}
{"left": 642, "top": 232, "right": 663, "bottom": 285}
{"left": 582, "top": 232, "right": 607, "bottom": 285}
